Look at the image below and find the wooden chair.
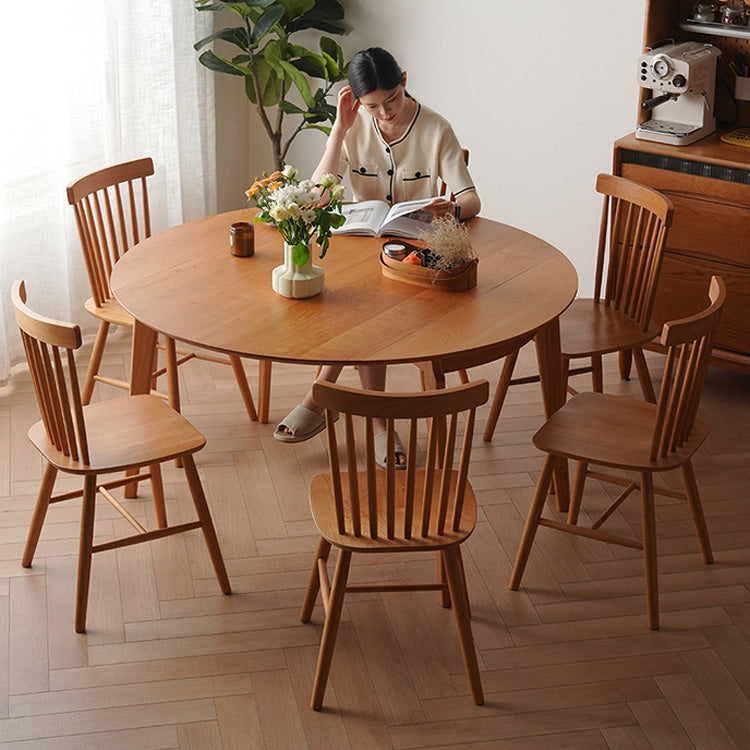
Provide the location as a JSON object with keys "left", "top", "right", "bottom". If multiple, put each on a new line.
{"left": 67, "top": 157, "right": 259, "bottom": 420}
{"left": 483, "top": 173, "right": 674, "bottom": 441}
{"left": 508, "top": 277, "right": 725, "bottom": 630}
{"left": 300, "top": 379, "right": 489, "bottom": 709}
{"left": 12, "top": 280, "right": 231, "bottom": 632}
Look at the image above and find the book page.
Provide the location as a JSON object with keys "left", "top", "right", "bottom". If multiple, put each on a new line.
{"left": 333, "top": 200, "right": 390, "bottom": 235}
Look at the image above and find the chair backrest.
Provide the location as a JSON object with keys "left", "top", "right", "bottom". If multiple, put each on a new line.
{"left": 650, "top": 276, "right": 725, "bottom": 460}
{"left": 312, "top": 379, "right": 489, "bottom": 540}
{"left": 12, "top": 281, "right": 89, "bottom": 464}
{"left": 66, "top": 158, "right": 154, "bottom": 308}
{"left": 593, "top": 173, "right": 674, "bottom": 330}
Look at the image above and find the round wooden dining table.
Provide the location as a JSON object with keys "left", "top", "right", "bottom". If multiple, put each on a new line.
{"left": 111, "top": 209, "right": 578, "bottom": 506}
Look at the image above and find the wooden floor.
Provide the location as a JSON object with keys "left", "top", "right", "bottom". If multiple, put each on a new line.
{"left": 1, "top": 328, "right": 749, "bottom": 749}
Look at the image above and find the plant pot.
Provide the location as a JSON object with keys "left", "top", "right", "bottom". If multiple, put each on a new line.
{"left": 272, "top": 242, "right": 324, "bottom": 299}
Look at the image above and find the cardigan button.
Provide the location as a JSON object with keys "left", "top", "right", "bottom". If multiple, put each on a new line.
{"left": 387, "top": 169, "right": 393, "bottom": 176}
{"left": 386, "top": 195, "right": 392, "bottom": 201}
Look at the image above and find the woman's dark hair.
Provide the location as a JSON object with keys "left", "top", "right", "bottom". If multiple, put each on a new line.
{"left": 347, "top": 48, "right": 403, "bottom": 98}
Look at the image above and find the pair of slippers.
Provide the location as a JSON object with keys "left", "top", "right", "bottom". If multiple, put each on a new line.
{"left": 274, "top": 404, "right": 405, "bottom": 469}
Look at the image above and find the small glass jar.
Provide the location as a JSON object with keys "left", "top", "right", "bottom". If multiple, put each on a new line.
{"left": 230, "top": 221, "right": 254, "bottom": 257}
{"left": 692, "top": 1, "right": 718, "bottom": 21}
{"left": 720, "top": 0, "right": 747, "bottom": 25}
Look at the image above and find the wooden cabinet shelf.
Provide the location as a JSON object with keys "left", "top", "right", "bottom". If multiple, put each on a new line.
{"left": 613, "top": 1, "right": 750, "bottom": 374}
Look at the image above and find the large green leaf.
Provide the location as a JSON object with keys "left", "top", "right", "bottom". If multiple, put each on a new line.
{"left": 278, "top": 100, "right": 305, "bottom": 114}
{"left": 247, "top": 56, "right": 282, "bottom": 105}
{"left": 285, "top": 0, "right": 345, "bottom": 34}
{"left": 195, "top": 0, "right": 276, "bottom": 11}
{"left": 198, "top": 49, "right": 248, "bottom": 76}
{"left": 291, "top": 55, "right": 326, "bottom": 80}
{"left": 250, "top": 5, "right": 285, "bottom": 44}
{"left": 194, "top": 26, "right": 249, "bottom": 52}
{"left": 274, "top": 0, "right": 315, "bottom": 24}
{"left": 278, "top": 59, "right": 315, "bottom": 108}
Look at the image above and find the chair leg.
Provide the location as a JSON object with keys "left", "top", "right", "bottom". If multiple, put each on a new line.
{"left": 149, "top": 463, "right": 167, "bottom": 529}
{"left": 22, "top": 463, "right": 58, "bottom": 567}
{"left": 75, "top": 475, "right": 98, "bottom": 633}
{"left": 180, "top": 454, "right": 231, "bottom": 594}
{"left": 567, "top": 461, "right": 588, "bottom": 525}
{"left": 640, "top": 472, "right": 659, "bottom": 630}
{"left": 509, "top": 453, "right": 556, "bottom": 590}
{"left": 436, "top": 552, "right": 451, "bottom": 608}
{"left": 681, "top": 460, "right": 714, "bottom": 564}
{"left": 591, "top": 354, "right": 604, "bottom": 393}
{"left": 618, "top": 348, "right": 633, "bottom": 381}
{"left": 229, "top": 355, "right": 258, "bottom": 422}
{"left": 257, "top": 360, "right": 273, "bottom": 424}
{"left": 632, "top": 346, "right": 656, "bottom": 403}
{"left": 82, "top": 320, "right": 110, "bottom": 405}
{"left": 311, "top": 549, "right": 351, "bottom": 710}
{"left": 483, "top": 349, "right": 519, "bottom": 442}
{"left": 443, "top": 546, "right": 483, "bottom": 705}
{"left": 301, "top": 536, "right": 332, "bottom": 622}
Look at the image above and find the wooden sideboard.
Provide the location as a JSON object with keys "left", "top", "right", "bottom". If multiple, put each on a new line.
{"left": 612, "top": 0, "right": 750, "bottom": 374}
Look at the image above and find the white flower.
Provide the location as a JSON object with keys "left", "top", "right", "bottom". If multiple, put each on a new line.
{"left": 269, "top": 204, "right": 289, "bottom": 222}
{"left": 287, "top": 202, "right": 302, "bottom": 220}
{"left": 319, "top": 173, "right": 337, "bottom": 189}
{"left": 301, "top": 207, "right": 316, "bottom": 223}
{"left": 282, "top": 164, "right": 298, "bottom": 180}
{"left": 330, "top": 183, "right": 345, "bottom": 200}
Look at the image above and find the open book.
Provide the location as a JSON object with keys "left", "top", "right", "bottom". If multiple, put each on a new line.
{"left": 331, "top": 197, "right": 437, "bottom": 238}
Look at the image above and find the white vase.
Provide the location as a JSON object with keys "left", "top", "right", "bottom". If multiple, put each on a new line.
{"left": 271, "top": 241, "right": 325, "bottom": 299}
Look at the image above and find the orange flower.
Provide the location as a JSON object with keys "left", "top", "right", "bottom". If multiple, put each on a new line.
{"left": 267, "top": 181, "right": 283, "bottom": 192}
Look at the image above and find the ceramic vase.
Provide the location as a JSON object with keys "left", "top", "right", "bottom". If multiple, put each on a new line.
{"left": 271, "top": 241, "right": 324, "bottom": 299}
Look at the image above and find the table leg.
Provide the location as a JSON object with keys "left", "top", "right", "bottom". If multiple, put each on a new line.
{"left": 534, "top": 317, "right": 570, "bottom": 512}
{"left": 130, "top": 320, "right": 158, "bottom": 396}
{"left": 125, "top": 321, "right": 158, "bottom": 498}
{"left": 258, "top": 360, "right": 272, "bottom": 424}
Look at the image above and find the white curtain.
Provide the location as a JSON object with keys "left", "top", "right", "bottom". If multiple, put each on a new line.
{"left": 0, "top": 1, "right": 217, "bottom": 383}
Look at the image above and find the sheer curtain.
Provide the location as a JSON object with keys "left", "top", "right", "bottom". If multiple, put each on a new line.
{"left": 0, "top": 1, "right": 217, "bottom": 383}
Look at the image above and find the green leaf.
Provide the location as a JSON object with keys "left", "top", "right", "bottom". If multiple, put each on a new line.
{"left": 194, "top": 26, "right": 249, "bottom": 52}
{"left": 291, "top": 55, "right": 326, "bottom": 79}
{"left": 198, "top": 50, "right": 247, "bottom": 76}
{"left": 279, "top": 60, "right": 315, "bottom": 108}
{"left": 195, "top": 0, "right": 276, "bottom": 11}
{"left": 251, "top": 5, "right": 285, "bottom": 44}
{"left": 275, "top": 0, "right": 315, "bottom": 24}
{"left": 285, "top": 0, "right": 345, "bottom": 34}
{"left": 247, "top": 57, "right": 282, "bottom": 105}
{"left": 293, "top": 241, "right": 310, "bottom": 266}
{"left": 278, "top": 100, "right": 305, "bottom": 114}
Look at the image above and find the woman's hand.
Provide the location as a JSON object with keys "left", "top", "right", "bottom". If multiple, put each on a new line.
{"left": 424, "top": 198, "right": 457, "bottom": 219}
{"left": 333, "top": 85, "right": 360, "bottom": 133}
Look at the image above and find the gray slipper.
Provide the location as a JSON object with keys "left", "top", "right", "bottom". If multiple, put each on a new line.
{"left": 274, "top": 405, "right": 332, "bottom": 443}
{"left": 374, "top": 431, "right": 406, "bottom": 470}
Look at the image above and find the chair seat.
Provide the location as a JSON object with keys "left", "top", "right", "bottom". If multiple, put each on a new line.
{"left": 84, "top": 296, "right": 135, "bottom": 328}
{"left": 560, "top": 299, "right": 657, "bottom": 359}
{"left": 28, "top": 395, "right": 205, "bottom": 474}
{"left": 533, "top": 391, "right": 709, "bottom": 472}
{"left": 310, "top": 469, "right": 477, "bottom": 553}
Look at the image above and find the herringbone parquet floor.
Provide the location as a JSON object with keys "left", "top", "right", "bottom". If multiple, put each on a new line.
{"left": 1, "top": 327, "right": 749, "bottom": 749}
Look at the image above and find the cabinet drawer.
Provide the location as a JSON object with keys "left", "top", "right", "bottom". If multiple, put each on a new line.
{"left": 619, "top": 164, "right": 750, "bottom": 267}
{"left": 652, "top": 252, "right": 750, "bottom": 356}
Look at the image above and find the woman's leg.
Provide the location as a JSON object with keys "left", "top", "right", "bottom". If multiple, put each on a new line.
{"left": 357, "top": 365, "right": 405, "bottom": 466}
{"left": 275, "top": 365, "right": 343, "bottom": 436}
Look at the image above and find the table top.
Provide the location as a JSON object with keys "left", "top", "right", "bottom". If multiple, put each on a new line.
{"left": 111, "top": 209, "right": 578, "bottom": 367}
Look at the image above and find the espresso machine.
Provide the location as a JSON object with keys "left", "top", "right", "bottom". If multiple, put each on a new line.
{"left": 636, "top": 41, "right": 721, "bottom": 146}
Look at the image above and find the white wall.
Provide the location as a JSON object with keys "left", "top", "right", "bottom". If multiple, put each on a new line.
{"left": 222, "top": 0, "right": 647, "bottom": 295}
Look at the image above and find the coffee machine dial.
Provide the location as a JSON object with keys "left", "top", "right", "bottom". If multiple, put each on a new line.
{"left": 652, "top": 55, "right": 672, "bottom": 79}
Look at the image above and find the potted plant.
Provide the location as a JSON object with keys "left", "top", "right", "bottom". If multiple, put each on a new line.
{"left": 194, "top": 0, "right": 349, "bottom": 172}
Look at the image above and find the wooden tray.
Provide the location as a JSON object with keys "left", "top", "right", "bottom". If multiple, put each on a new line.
{"left": 380, "top": 251, "right": 478, "bottom": 292}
